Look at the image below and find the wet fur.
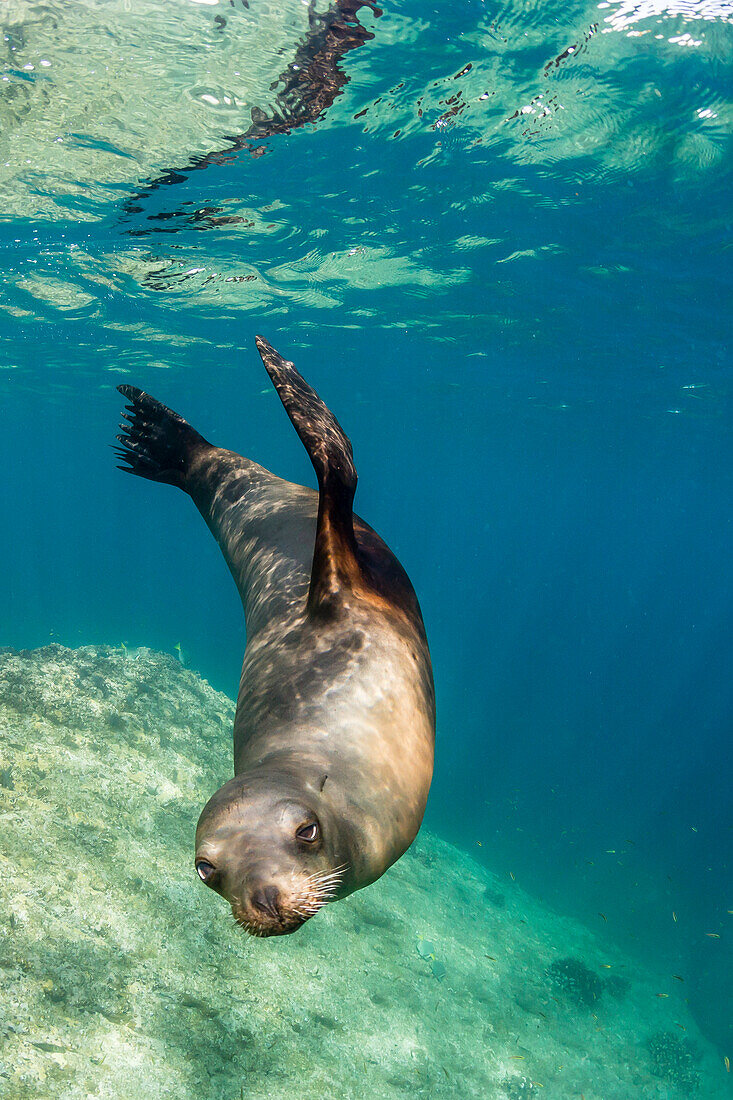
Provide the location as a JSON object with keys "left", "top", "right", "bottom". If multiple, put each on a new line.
{"left": 115, "top": 338, "right": 435, "bottom": 935}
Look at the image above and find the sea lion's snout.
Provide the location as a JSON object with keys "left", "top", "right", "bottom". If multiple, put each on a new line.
{"left": 231, "top": 881, "right": 307, "bottom": 937}
{"left": 194, "top": 852, "right": 307, "bottom": 935}
{"left": 251, "top": 885, "right": 281, "bottom": 920}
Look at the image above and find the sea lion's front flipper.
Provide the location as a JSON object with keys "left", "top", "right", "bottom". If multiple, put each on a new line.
{"left": 255, "top": 335, "right": 363, "bottom": 618}
{"left": 114, "top": 386, "right": 211, "bottom": 488}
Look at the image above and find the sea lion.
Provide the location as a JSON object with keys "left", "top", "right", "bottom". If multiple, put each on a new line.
{"left": 114, "top": 336, "right": 435, "bottom": 936}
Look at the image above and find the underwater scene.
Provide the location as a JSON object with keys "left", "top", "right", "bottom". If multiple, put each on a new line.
{"left": 1, "top": 1, "right": 731, "bottom": 1097}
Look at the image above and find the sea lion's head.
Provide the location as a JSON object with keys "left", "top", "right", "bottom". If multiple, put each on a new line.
{"left": 193, "top": 770, "right": 350, "bottom": 937}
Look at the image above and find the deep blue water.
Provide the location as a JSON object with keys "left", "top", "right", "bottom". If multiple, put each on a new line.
{"left": 2, "top": 0, "right": 731, "bottom": 1065}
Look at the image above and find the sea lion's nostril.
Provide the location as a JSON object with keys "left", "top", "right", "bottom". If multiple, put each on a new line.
{"left": 251, "top": 885, "right": 281, "bottom": 920}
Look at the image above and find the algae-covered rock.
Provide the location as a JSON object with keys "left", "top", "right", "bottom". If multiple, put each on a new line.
{"left": 646, "top": 1030, "right": 701, "bottom": 1091}
{"left": 546, "top": 955, "right": 604, "bottom": 1007}
{"left": 0, "top": 645, "right": 728, "bottom": 1099}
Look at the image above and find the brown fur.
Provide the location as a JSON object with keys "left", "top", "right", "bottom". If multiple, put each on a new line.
{"left": 116, "top": 338, "right": 435, "bottom": 936}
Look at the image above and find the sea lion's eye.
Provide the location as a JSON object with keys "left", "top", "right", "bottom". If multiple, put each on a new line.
{"left": 196, "top": 859, "right": 217, "bottom": 883}
{"left": 296, "top": 822, "right": 320, "bottom": 843}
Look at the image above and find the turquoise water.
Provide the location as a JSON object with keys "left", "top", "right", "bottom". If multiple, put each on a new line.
{"left": 1, "top": 0, "right": 731, "bottom": 1094}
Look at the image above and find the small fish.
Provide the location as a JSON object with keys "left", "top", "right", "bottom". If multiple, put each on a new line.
{"left": 174, "top": 642, "right": 187, "bottom": 666}
{"left": 431, "top": 958, "right": 447, "bottom": 981}
{"left": 477, "top": 841, "right": 482, "bottom": 847}
{"left": 599, "top": 913, "right": 607, "bottom": 922}
{"left": 672, "top": 911, "right": 678, "bottom": 922}
{"left": 509, "top": 871, "right": 515, "bottom": 881}
{"left": 485, "top": 955, "right": 496, "bottom": 960}
{"left": 724, "top": 1055, "right": 730, "bottom": 1072}
{"left": 656, "top": 993, "right": 668, "bottom": 998}
{"left": 601, "top": 964, "right": 612, "bottom": 969}
{"left": 673, "top": 975, "right": 684, "bottom": 982}
{"left": 706, "top": 932, "right": 720, "bottom": 938}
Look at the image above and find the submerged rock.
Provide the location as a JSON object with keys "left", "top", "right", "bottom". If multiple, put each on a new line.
{"left": 546, "top": 955, "right": 604, "bottom": 1007}
{"left": 0, "top": 645, "right": 727, "bottom": 1099}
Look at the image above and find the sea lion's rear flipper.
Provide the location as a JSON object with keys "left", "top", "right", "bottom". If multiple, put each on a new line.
{"left": 255, "top": 335, "right": 362, "bottom": 618}
{"left": 114, "top": 386, "right": 211, "bottom": 489}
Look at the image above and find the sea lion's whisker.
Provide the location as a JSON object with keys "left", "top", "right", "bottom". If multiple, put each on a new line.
{"left": 307, "top": 888, "right": 335, "bottom": 903}
{"left": 304, "top": 867, "right": 348, "bottom": 891}
{"left": 304, "top": 862, "right": 349, "bottom": 882}
{"left": 314, "top": 873, "right": 344, "bottom": 886}
{"left": 312, "top": 879, "right": 342, "bottom": 894}
{"left": 302, "top": 871, "right": 327, "bottom": 886}
{"left": 295, "top": 868, "right": 346, "bottom": 908}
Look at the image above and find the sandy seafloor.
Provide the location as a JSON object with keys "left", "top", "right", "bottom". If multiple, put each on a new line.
{"left": 0, "top": 646, "right": 728, "bottom": 1100}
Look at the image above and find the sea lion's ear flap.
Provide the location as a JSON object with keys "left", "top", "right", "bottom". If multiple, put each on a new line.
{"left": 254, "top": 335, "right": 364, "bottom": 618}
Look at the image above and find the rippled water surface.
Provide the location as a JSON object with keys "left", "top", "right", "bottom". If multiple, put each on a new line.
{"left": 2, "top": 0, "right": 732, "bottom": 1091}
